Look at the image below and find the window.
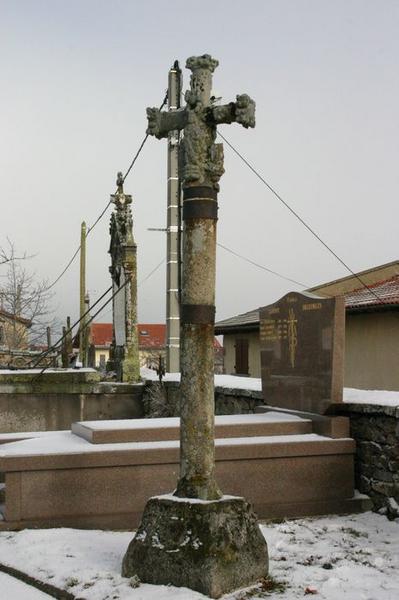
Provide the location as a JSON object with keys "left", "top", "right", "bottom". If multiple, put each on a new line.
{"left": 235, "top": 338, "right": 249, "bottom": 376}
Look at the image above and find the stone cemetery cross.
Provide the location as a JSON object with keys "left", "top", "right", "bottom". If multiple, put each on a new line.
{"left": 122, "top": 55, "right": 268, "bottom": 598}
{"left": 147, "top": 54, "right": 256, "bottom": 500}
{"left": 108, "top": 172, "right": 140, "bottom": 382}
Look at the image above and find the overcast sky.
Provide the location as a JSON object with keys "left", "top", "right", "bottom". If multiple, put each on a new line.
{"left": 1, "top": 0, "right": 398, "bottom": 329}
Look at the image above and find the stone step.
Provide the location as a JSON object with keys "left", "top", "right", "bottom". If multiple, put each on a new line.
{"left": 71, "top": 412, "right": 314, "bottom": 444}
{"left": 255, "top": 405, "right": 350, "bottom": 439}
{"left": 0, "top": 430, "right": 361, "bottom": 530}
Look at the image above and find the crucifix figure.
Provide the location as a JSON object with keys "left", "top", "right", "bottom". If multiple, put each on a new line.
{"left": 147, "top": 54, "right": 255, "bottom": 499}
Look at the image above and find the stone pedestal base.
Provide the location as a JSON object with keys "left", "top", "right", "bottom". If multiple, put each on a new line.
{"left": 122, "top": 494, "right": 268, "bottom": 599}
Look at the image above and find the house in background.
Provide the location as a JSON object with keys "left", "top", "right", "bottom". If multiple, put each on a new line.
{"left": 0, "top": 309, "right": 31, "bottom": 350}
{"left": 0, "top": 309, "right": 32, "bottom": 367}
{"left": 89, "top": 323, "right": 167, "bottom": 370}
{"left": 215, "top": 260, "right": 399, "bottom": 391}
{"left": 89, "top": 323, "right": 224, "bottom": 373}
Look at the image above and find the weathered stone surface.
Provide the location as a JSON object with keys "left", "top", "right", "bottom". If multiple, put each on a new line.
{"left": 126, "top": 54, "right": 264, "bottom": 598}
{"left": 122, "top": 495, "right": 268, "bottom": 598}
{"left": 0, "top": 387, "right": 144, "bottom": 433}
{"left": 387, "top": 496, "right": 399, "bottom": 520}
{"left": 336, "top": 404, "right": 399, "bottom": 514}
{"left": 0, "top": 368, "right": 100, "bottom": 388}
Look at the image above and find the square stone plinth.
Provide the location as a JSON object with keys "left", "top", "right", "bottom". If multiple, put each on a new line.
{"left": 122, "top": 494, "right": 268, "bottom": 598}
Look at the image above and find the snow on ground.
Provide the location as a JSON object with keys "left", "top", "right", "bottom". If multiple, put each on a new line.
{"left": 0, "top": 512, "right": 397, "bottom": 599}
{"left": 141, "top": 368, "right": 263, "bottom": 391}
{"left": 0, "top": 572, "right": 52, "bottom": 599}
{"left": 141, "top": 368, "right": 399, "bottom": 407}
{"left": 343, "top": 388, "right": 399, "bottom": 408}
{"left": 0, "top": 368, "right": 96, "bottom": 375}
{"left": 79, "top": 412, "right": 306, "bottom": 432}
{"left": 0, "top": 431, "right": 330, "bottom": 458}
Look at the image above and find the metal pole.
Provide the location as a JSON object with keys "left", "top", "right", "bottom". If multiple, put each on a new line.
{"left": 79, "top": 221, "right": 86, "bottom": 365}
{"left": 166, "top": 61, "right": 182, "bottom": 373}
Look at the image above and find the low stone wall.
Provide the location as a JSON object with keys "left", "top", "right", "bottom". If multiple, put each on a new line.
{"left": 142, "top": 381, "right": 264, "bottom": 418}
{"left": 0, "top": 382, "right": 144, "bottom": 433}
{"left": 338, "top": 403, "right": 399, "bottom": 519}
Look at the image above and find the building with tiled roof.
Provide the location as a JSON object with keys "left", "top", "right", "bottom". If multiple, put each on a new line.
{"left": 215, "top": 263, "right": 399, "bottom": 390}
{"left": 344, "top": 275, "right": 399, "bottom": 312}
{"left": 89, "top": 323, "right": 166, "bottom": 370}
{"left": 90, "top": 323, "right": 167, "bottom": 350}
{"left": 90, "top": 323, "right": 222, "bottom": 372}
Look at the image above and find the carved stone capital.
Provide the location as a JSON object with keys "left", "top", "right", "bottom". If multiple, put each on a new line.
{"left": 186, "top": 54, "right": 218, "bottom": 73}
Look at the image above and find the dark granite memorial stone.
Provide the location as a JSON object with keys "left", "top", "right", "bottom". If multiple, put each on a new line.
{"left": 260, "top": 291, "right": 345, "bottom": 415}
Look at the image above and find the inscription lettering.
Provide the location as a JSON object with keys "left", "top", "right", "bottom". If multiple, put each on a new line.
{"left": 260, "top": 291, "right": 345, "bottom": 414}
{"left": 302, "top": 303, "right": 322, "bottom": 311}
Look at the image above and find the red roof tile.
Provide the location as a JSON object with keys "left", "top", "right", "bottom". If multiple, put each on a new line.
{"left": 90, "top": 323, "right": 113, "bottom": 346}
{"left": 90, "top": 322, "right": 222, "bottom": 349}
{"left": 344, "top": 275, "right": 399, "bottom": 310}
{"left": 138, "top": 324, "right": 166, "bottom": 348}
{"left": 90, "top": 323, "right": 166, "bottom": 349}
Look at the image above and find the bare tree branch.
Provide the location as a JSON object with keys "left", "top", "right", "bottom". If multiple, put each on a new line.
{"left": 0, "top": 241, "right": 57, "bottom": 352}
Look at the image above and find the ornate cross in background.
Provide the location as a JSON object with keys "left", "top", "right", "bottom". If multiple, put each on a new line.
{"left": 108, "top": 172, "right": 140, "bottom": 382}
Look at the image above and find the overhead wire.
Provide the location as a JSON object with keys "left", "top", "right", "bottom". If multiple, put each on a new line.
{"left": 31, "top": 280, "right": 128, "bottom": 381}
{"left": 217, "top": 242, "right": 308, "bottom": 288}
{"left": 32, "top": 256, "right": 167, "bottom": 377}
{"left": 92, "top": 258, "right": 166, "bottom": 321}
{"left": 218, "top": 130, "right": 386, "bottom": 305}
{"left": 29, "top": 285, "right": 113, "bottom": 369}
{"left": 46, "top": 92, "right": 168, "bottom": 291}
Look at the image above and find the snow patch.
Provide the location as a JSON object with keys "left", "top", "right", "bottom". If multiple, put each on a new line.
{"left": 0, "top": 512, "right": 397, "bottom": 599}
{"left": 343, "top": 387, "right": 399, "bottom": 407}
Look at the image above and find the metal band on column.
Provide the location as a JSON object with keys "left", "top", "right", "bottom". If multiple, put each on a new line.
{"left": 181, "top": 304, "right": 215, "bottom": 325}
{"left": 183, "top": 187, "right": 218, "bottom": 220}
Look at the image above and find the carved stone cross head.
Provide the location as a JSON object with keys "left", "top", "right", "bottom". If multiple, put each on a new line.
{"left": 146, "top": 54, "right": 255, "bottom": 190}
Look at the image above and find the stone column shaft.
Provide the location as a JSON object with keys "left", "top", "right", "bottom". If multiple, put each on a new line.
{"left": 122, "top": 243, "right": 140, "bottom": 382}
{"left": 175, "top": 186, "right": 221, "bottom": 500}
